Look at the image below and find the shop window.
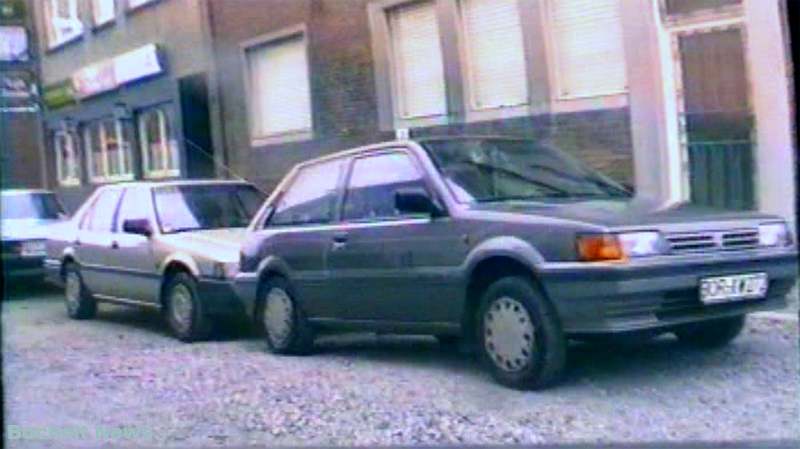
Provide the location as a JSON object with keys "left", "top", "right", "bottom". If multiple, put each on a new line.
{"left": 139, "top": 108, "right": 179, "bottom": 178}
{"left": 387, "top": 1, "right": 447, "bottom": 119}
{"left": 548, "top": 0, "right": 627, "bottom": 99}
{"left": 91, "top": 0, "right": 115, "bottom": 26}
{"left": 54, "top": 131, "right": 81, "bottom": 186}
{"left": 43, "top": 0, "right": 83, "bottom": 48}
{"left": 83, "top": 118, "right": 134, "bottom": 183}
{"left": 245, "top": 32, "right": 313, "bottom": 141}
{"left": 459, "top": 0, "right": 528, "bottom": 110}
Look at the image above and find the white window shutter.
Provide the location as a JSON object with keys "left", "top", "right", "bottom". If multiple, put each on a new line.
{"left": 389, "top": 1, "right": 448, "bottom": 119}
{"left": 550, "top": 0, "right": 627, "bottom": 98}
{"left": 461, "top": 0, "right": 528, "bottom": 109}
{"left": 248, "top": 36, "right": 313, "bottom": 137}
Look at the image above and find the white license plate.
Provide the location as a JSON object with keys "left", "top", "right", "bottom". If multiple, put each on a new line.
{"left": 700, "top": 273, "right": 768, "bottom": 304}
{"left": 20, "top": 241, "right": 46, "bottom": 257}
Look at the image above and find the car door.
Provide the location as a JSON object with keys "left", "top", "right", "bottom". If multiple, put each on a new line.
{"left": 75, "top": 188, "right": 124, "bottom": 295}
{"left": 105, "top": 186, "right": 161, "bottom": 303}
{"left": 260, "top": 158, "right": 348, "bottom": 318}
{"left": 326, "top": 150, "right": 464, "bottom": 324}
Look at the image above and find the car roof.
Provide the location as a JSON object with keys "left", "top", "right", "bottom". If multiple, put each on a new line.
{"left": 295, "top": 135, "right": 533, "bottom": 169}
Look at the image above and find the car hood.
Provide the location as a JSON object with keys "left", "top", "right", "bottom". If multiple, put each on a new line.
{"left": 1, "top": 219, "right": 63, "bottom": 241}
{"left": 466, "top": 196, "right": 777, "bottom": 230}
{"left": 160, "top": 228, "right": 248, "bottom": 262}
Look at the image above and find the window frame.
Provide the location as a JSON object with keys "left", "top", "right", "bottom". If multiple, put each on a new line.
{"left": 83, "top": 118, "right": 135, "bottom": 184}
{"left": 115, "top": 186, "right": 157, "bottom": 233}
{"left": 340, "top": 148, "right": 435, "bottom": 224}
{"left": 54, "top": 130, "right": 81, "bottom": 187}
{"left": 138, "top": 107, "right": 180, "bottom": 179}
{"left": 240, "top": 24, "right": 314, "bottom": 146}
{"left": 90, "top": 0, "right": 116, "bottom": 28}
{"left": 43, "top": 0, "right": 84, "bottom": 50}
{"left": 79, "top": 187, "right": 124, "bottom": 233}
{"left": 265, "top": 157, "right": 348, "bottom": 228}
{"left": 541, "top": 0, "right": 629, "bottom": 103}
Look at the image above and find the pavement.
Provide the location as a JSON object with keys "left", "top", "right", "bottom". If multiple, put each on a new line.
{"left": 2, "top": 284, "right": 799, "bottom": 448}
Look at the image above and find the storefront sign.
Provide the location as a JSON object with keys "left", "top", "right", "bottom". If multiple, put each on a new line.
{"left": 0, "top": 72, "right": 38, "bottom": 113}
{"left": 42, "top": 80, "right": 77, "bottom": 110}
{"left": 71, "top": 44, "right": 164, "bottom": 99}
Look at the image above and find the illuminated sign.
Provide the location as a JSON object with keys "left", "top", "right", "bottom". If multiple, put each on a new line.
{"left": 0, "top": 71, "right": 38, "bottom": 113}
{"left": 42, "top": 80, "right": 77, "bottom": 110}
{"left": 0, "top": 26, "right": 28, "bottom": 62}
{"left": 71, "top": 44, "right": 164, "bottom": 99}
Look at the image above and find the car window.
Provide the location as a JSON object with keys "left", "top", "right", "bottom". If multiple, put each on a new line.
{"left": 269, "top": 159, "right": 346, "bottom": 227}
{"left": 0, "top": 193, "right": 64, "bottom": 220}
{"left": 81, "top": 189, "right": 123, "bottom": 232}
{"left": 116, "top": 187, "right": 154, "bottom": 232}
{"left": 342, "top": 152, "right": 427, "bottom": 222}
{"left": 154, "top": 184, "right": 263, "bottom": 233}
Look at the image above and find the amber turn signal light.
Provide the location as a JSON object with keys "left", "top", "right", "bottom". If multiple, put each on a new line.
{"left": 576, "top": 234, "right": 627, "bottom": 262}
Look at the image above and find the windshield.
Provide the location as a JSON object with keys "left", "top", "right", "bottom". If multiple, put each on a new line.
{"left": 1, "top": 192, "right": 65, "bottom": 220}
{"left": 421, "top": 138, "right": 631, "bottom": 203}
{"left": 154, "top": 184, "right": 264, "bottom": 234}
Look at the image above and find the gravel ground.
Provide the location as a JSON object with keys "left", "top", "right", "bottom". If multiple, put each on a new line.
{"left": 3, "top": 285, "right": 799, "bottom": 448}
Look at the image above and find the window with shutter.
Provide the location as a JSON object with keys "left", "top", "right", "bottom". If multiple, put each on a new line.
{"left": 388, "top": 1, "right": 448, "bottom": 119}
{"left": 246, "top": 35, "right": 313, "bottom": 139}
{"left": 549, "top": 0, "right": 627, "bottom": 99}
{"left": 460, "top": 0, "right": 528, "bottom": 109}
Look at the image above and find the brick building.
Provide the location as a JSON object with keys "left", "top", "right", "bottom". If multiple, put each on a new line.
{"left": 1, "top": 0, "right": 45, "bottom": 189}
{"left": 32, "top": 0, "right": 221, "bottom": 211}
{"left": 209, "top": 0, "right": 796, "bottom": 229}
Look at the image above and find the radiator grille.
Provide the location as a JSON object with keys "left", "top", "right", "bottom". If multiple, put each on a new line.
{"left": 666, "top": 228, "right": 759, "bottom": 254}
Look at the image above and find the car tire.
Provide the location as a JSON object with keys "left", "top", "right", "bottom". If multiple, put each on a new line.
{"left": 63, "top": 263, "right": 96, "bottom": 320}
{"left": 164, "top": 272, "right": 212, "bottom": 343}
{"left": 258, "top": 277, "right": 314, "bottom": 355}
{"left": 476, "top": 276, "right": 566, "bottom": 390}
{"left": 673, "top": 315, "right": 746, "bottom": 348}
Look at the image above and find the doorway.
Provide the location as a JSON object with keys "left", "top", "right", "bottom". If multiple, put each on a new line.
{"left": 672, "top": 25, "right": 755, "bottom": 210}
{"left": 178, "top": 74, "right": 216, "bottom": 179}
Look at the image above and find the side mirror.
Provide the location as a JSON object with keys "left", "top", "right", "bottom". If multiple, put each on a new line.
{"left": 395, "top": 187, "right": 441, "bottom": 217}
{"left": 123, "top": 218, "right": 153, "bottom": 237}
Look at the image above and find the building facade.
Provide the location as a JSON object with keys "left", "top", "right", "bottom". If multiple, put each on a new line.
{"left": 33, "top": 0, "right": 221, "bottom": 211}
{"left": 1, "top": 0, "right": 45, "bottom": 189}
{"left": 210, "top": 0, "right": 796, "bottom": 227}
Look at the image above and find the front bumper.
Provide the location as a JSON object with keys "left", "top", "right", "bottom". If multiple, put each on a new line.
{"left": 196, "top": 277, "right": 247, "bottom": 318}
{"left": 232, "top": 272, "right": 259, "bottom": 319}
{"left": 538, "top": 249, "right": 798, "bottom": 335}
{"left": 2, "top": 254, "right": 46, "bottom": 279}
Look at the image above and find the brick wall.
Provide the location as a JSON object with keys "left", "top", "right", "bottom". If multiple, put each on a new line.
{"left": 211, "top": 0, "right": 634, "bottom": 193}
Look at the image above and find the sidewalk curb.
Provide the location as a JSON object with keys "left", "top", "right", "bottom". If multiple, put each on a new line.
{"left": 751, "top": 311, "right": 799, "bottom": 323}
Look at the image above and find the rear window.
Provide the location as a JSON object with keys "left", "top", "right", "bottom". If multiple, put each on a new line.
{"left": 1, "top": 193, "right": 65, "bottom": 220}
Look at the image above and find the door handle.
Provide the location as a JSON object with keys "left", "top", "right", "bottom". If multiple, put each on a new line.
{"left": 111, "top": 241, "right": 119, "bottom": 249}
{"left": 331, "top": 233, "right": 348, "bottom": 250}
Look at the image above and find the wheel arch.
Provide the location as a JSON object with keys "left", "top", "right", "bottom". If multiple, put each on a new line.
{"left": 159, "top": 259, "right": 198, "bottom": 307}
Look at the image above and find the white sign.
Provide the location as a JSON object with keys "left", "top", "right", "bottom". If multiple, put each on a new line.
{"left": 0, "top": 26, "right": 28, "bottom": 61}
{"left": 71, "top": 44, "right": 163, "bottom": 98}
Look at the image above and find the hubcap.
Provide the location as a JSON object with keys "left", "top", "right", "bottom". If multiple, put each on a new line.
{"left": 484, "top": 296, "right": 535, "bottom": 372}
{"left": 264, "top": 287, "right": 293, "bottom": 346}
{"left": 65, "top": 272, "right": 81, "bottom": 313}
{"left": 170, "top": 284, "right": 194, "bottom": 332}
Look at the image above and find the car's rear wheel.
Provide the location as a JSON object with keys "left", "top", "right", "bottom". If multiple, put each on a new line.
{"left": 63, "top": 263, "right": 96, "bottom": 320}
{"left": 477, "top": 276, "right": 566, "bottom": 390}
{"left": 164, "top": 272, "right": 212, "bottom": 342}
{"left": 258, "top": 277, "right": 314, "bottom": 355}
{"left": 673, "top": 315, "right": 746, "bottom": 348}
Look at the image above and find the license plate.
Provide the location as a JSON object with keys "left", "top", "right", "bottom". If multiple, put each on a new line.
{"left": 20, "top": 241, "right": 46, "bottom": 257}
{"left": 700, "top": 273, "right": 768, "bottom": 304}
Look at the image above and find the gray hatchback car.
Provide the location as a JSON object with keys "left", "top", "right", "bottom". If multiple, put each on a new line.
{"left": 234, "top": 136, "right": 798, "bottom": 389}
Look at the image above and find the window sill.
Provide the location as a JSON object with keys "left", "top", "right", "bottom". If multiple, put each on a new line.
{"left": 144, "top": 170, "right": 181, "bottom": 179}
{"left": 58, "top": 179, "right": 81, "bottom": 188}
{"left": 46, "top": 34, "right": 84, "bottom": 54}
{"left": 89, "top": 174, "right": 135, "bottom": 184}
{"left": 91, "top": 19, "right": 116, "bottom": 34}
{"left": 126, "top": 0, "right": 164, "bottom": 17}
{"left": 551, "top": 92, "right": 629, "bottom": 114}
{"left": 390, "top": 114, "right": 450, "bottom": 132}
{"left": 251, "top": 129, "right": 313, "bottom": 148}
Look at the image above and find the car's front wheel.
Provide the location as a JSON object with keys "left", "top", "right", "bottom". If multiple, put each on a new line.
{"left": 477, "top": 276, "right": 566, "bottom": 390}
{"left": 164, "top": 273, "right": 212, "bottom": 342}
{"left": 63, "top": 263, "right": 96, "bottom": 320}
{"left": 258, "top": 277, "right": 314, "bottom": 355}
{"left": 673, "top": 315, "right": 746, "bottom": 348}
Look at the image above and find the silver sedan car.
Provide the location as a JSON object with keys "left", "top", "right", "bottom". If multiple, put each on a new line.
{"left": 44, "top": 180, "right": 265, "bottom": 341}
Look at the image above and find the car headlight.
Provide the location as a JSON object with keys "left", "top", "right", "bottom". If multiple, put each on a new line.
{"left": 758, "top": 222, "right": 792, "bottom": 247}
{"left": 618, "top": 231, "right": 668, "bottom": 258}
{"left": 210, "top": 261, "right": 239, "bottom": 279}
{"left": 577, "top": 231, "right": 666, "bottom": 262}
